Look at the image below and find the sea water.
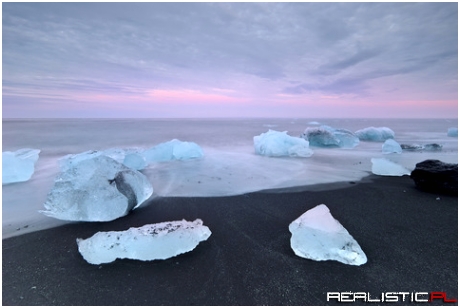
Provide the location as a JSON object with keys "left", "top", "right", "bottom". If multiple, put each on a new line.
{"left": 2, "top": 118, "right": 458, "bottom": 238}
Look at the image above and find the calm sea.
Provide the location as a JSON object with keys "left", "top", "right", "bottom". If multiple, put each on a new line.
{"left": 3, "top": 118, "right": 458, "bottom": 238}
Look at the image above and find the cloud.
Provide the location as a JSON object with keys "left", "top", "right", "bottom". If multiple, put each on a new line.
{"left": 2, "top": 2, "right": 457, "bottom": 118}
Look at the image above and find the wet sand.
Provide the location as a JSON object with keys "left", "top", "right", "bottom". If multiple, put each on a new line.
{"left": 2, "top": 175, "right": 458, "bottom": 305}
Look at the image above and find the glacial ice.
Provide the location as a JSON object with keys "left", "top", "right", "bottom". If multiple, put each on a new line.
{"left": 41, "top": 155, "right": 153, "bottom": 221}
{"left": 2, "top": 149, "right": 41, "bottom": 185}
{"left": 289, "top": 204, "right": 367, "bottom": 266}
{"left": 355, "top": 127, "right": 395, "bottom": 141}
{"left": 382, "top": 139, "right": 402, "bottom": 154}
{"left": 143, "top": 139, "right": 204, "bottom": 162}
{"left": 301, "top": 125, "right": 359, "bottom": 149}
{"left": 447, "top": 127, "right": 458, "bottom": 137}
{"left": 371, "top": 158, "right": 411, "bottom": 176}
{"left": 253, "top": 130, "right": 314, "bottom": 157}
{"left": 59, "top": 148, "right": 146, "bottom": 171}
{"left": 76, "top": 219, "right": 211, "bottom": 264}
{"left": 123, "top": 153, "right": 148, "bottom": 170}
{"left": 400, "top": 143, "right": 443, "bottom": 152}
{"left": 423, "top": 143, "right": 443, "bottom": 151}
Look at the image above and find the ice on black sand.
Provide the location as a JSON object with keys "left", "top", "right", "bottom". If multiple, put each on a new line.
{"left": 77, "top": 219, "right": 212, "bottom": 265}
{"left": 289, "top": 204, "right": 367, "bottom": 266}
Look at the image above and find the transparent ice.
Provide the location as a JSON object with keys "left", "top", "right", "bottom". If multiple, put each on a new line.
{"left": 143, "top": 139, "right": 204, "bottom": 162}
{"left": 447, "top": 127, "right": 458, "bottom": 137}
{"left": 289, "top": 204, "right": 367, "bottom": 266}
{"left": 371, "top": 158, "right": 411, "bottom": 176}
{"left": 382, "top": 139, "right": 402, "bottom": 154}
{"left": 77, "top": 219, "right": 211, "bottom": 265}
{"left": 2, "top": 148, "right": 41, "bottom": 185}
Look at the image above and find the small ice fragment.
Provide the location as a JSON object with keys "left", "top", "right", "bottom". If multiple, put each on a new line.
{"left": 76, "top": 219, "right": 211, "bottom": 264}
{"left": 447, "top": 127, "right": 458, "bottom": 137}
{"left": 253, "top": 129, "right": 313, "bottom": 157}
{"left": 2, "top": 149, "right": 41, "bottom": 184}
{"left": 401, "top": 144, "right": 424, "bottom": 151}
{"left": 371, "top": 158, "right": 410, "bottom": 176}
{"left": 423, "top": 143, "right": 443, "bottom": 151}
{"left": 382, "top": 139, "right": 402, "bottom": 154}
{"left": 289, "top": 204, "right": 367, "bottom": 266}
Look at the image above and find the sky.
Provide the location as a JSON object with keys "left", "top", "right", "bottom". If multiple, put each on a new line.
{"left": 2, "top": 2, "right": 458, "bottom": 118}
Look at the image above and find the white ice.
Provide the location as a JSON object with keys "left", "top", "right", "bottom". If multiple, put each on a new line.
{"left": 2, "top": 149, "right": 41, "bottom": 185}
{"left": 77, "top": 219, "right": 211, "bottom": 265}
{"left": 143, "top": 139, "right": 204, "bottom": 162}
{"left": 253, "top": 130, "right": 314, "bottom": 157}
{"left": 355, "top": 127, "right": 395, "bottom": 141}
{"left": 382, "top": 139, "right": 402, "bottom": 154}
{"left": 301, "top": 125, "right": 359, "bottom": 149}
{"left": 41, "top": 155, "right": 153, "bottom": 221}
{"left": 289, "top": 204, "right": 367, "bottom": 266}
{"left": 371, "top": 158, "right": 411, "bottom": 176}
{"left": 447, "top": 127, "right": 458, "bottom": 137}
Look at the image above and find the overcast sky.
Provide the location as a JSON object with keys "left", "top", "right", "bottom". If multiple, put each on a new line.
{"left": 3, "top": 2, "right": 458, "bottom": 118}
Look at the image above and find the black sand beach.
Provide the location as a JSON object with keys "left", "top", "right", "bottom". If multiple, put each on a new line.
{"left": 2, "top": 175, "right": 458, "bottom": 305}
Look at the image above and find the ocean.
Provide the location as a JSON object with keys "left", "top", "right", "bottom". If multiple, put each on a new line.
{"left": 2, "top": 118, "right": 458, "bottom": 238}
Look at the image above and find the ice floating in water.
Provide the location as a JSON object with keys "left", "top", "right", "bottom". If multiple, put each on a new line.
{"left": 2, "top": 149, "right": 41, "bottom": 185}
{"left": 289, "top": 204, "right": 367, "bottom": 266}
{"left": 301, "top": 125, "right": 359, "bottom": 149}
{"left": 41, "top": 155, "right": 153, "bottom": 221}
{"left": 382, "top": 139, "right": 402, "bottom": 154}
{"left": 77, "top": 219, "right": 211, "bottom": 265}
{"left": 371, "top": 158, "right": 410, "bottom": 176}
{"left": 143, "top": 139, "right": 204, "bottom": 162}
{"left": 447, "top": 127, "right": 458, "bottom": 137}
{"left": 355, "top": 127, "right": 395, "bottom": 141}
{"left": 254, "top": 130, "right": 314, "bottom": 157}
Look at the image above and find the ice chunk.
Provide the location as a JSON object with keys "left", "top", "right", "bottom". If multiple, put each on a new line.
{"left": 382, "top": 139, "right": 402, "bottom": 154}
{"left": 289, "top": 204, "right": 367, "bottom": 266}
{"left": 355, "top": 127, "right": 395, "bottom": 141}
{"left": 59, "top": 150, "right": 103, "bottom": 172}
{"left": 371, "top": 158, "right": 410, "bottom": 176}
{"left": 123, "top": 153, "right": 148, "bottom": 170}
{"left": 143, "top": 139, "right": 204, "bottom": 162}
{"left": 41, "top": 155, "right": 153, "bottom": 221}
{"left": 423, "top": 143, "right": 443, "bottom": 151}
{"left": 401, "top": 143, "right": 424, "bottom": 151}
{"left": 254, "top": 130, "right": 313, "bottom": 157}
{"left": 2, "top": 149, "right": 41, "bottom": 184}
{"left": 59, "top": 148, "right": 146, "bottom": 171}
{"left": 301, "top": 125, "right": 359, "bottom": 149}
{"left": 76, "top": 219, "right": 211, "bottom": 264}
{"left": 447, "top": 127, "right": 458, "bottom": 137}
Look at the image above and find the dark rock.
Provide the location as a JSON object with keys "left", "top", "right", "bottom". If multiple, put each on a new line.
{"left": 410, "top": 160, "right": 458, "bottom": 196}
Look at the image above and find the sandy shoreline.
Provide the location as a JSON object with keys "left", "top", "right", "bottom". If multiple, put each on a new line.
{"left": 2, "top": 175, "right": 458, "bottom": 305}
